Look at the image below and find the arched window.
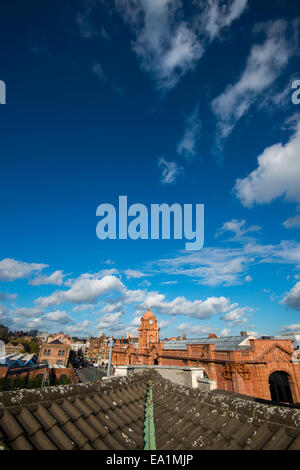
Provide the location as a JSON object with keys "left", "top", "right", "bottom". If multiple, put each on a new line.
{"left": 269, "top": 371, "right": 293, "bottom": 404}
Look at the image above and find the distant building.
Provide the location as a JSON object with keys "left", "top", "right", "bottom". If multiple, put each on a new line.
{"left": 37, "top": 331, "right": 48, "bottom": 342}
{"left": 38, "top": 339, "right": 70, "bottom": 367}
{"left": 0, "top": 325, "right": 8, "bottom": 341}
{"left": 47, "top": 332, "right": 71, "bottom": 345}
{"left": 109, "top": 308, "right": 300, "bottom": 404}
{"left": 88, "top": 334, "right": 109, "bottom": 364}
{"left": 5, "top": 342, "right": 25, "bottom": 355}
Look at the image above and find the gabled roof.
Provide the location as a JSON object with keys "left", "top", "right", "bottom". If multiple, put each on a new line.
{"left": 47, "top": 339, "right": 64, "bottom": 345}
{"left": 0, "top": 371, "right": 300, "bottom": 450}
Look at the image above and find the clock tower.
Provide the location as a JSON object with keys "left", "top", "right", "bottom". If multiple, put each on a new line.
{"left": 138, "top": 308, "right": 160, "bottom": 349}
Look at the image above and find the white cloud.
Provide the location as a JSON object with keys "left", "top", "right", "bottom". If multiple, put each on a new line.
{"left": 0, "top": 258, "right": 48, "bottom": 282}
{"left": 66, "top": 320, "right": 93, "bottom": 335}
{"left": 283, "top": 214, "right": 300, "bottom": 229}
{"left": 96, "top": 312, "right": 123, "bottom": 329}
{"left": 234, "top": 122, "right": 300, "bottom": 207}
{"left": 35, "top": 274, "right": 124, "bottom": 307}
{"left": 279, "top": 323, "right": 300, "bottom": 333}
{"left": 220, "top": 328, "right": 231, "bottom": 336}
{"left": 13, "top": 307, "right": 44, "bottom": 318}
{"left": 72, "top": 304, "right": 95, "bottom": 312}
{"left": 197, "top": 0, "right": 248, "bottom": 41}
{"left": 96, "top": 301, "right": 123, "bottom": 315}
{"left": 158, "top": 157, "right": 183, "bottom": 184}
{"left": 212, "top": 20, "right": 292, "bottom": 142}
{"left": 153, "top": 219, "right": 300, "bottom": 286}
{"left": 282, "top": 282, "right": 300, "bottom": 311}
{"left": 116, "top": 0, "right": 204, "bottom": 90}
{"left": 137, "top": 291, "right": 235, "bottom": 319}
{"left": 29, "top": 270, "right": 65, "bottom": 286}
{"left": 215, "top": 218, "right": 261, "bottom": 240}
{"left": 221, "top": 306, "right": 252, "bottom": 325}
{"left": 44, "top": 310, "right": 74, "bottom": 324}
{"left": 161, "top": 280, "right": 178, "bottom": 285}
{"left": 130, "top": 316, "right": 142, "bottom": 327}
{"left": 124, "top": 269, "right": 147, "bottom": 279}
{"left": 116, "top": 0, "right": 247, "bottom": 90}
{"left": 177, "top": 106, "right": 201, "bottom": 160}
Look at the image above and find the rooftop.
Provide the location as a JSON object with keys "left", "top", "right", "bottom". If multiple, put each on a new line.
{"left": 162, "top": 335, "right": 255, "bottom": 351}
{"left": 0, "top": 371, "right": 299, "bottom": 450}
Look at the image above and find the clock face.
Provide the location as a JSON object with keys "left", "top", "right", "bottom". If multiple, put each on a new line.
{"left": 149, "top": 319, "right": 153, "bottom": 325}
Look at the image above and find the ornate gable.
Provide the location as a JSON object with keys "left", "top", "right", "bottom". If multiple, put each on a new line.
{"left": 257, "top": 344, "right": 292, "bottom": 364}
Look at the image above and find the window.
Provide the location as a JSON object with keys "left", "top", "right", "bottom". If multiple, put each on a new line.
{"left": 56, "top": 360, "right": 63, "bottom": 365}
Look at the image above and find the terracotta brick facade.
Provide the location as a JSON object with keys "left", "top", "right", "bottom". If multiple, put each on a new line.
{"left": 109, "top": 309, "right": 300, "bottom": 404}
{"left": 38, "top": 339, "right": 70, "bottom": 367}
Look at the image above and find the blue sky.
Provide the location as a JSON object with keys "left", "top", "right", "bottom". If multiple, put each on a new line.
{"left": 0, "top": 0, "right": 300, "bottom": 339}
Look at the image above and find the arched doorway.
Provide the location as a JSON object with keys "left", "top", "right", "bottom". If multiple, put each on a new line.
{"left": 269, "top": 371, "right": 293, "bottom": 404}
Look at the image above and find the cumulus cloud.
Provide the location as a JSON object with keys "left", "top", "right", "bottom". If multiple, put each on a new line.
{"left": 282, "top": 282, "right": 300, "bottom": 311}
{"left": 72, "top": 304, "right": 95, "bottom": 312}
{"left": 35, "top": 274, "right": 124, "bottom": 307}
{"left": 29, "top": 270, "right": 65, "bottom": 286}
{"left": 234, "top": 122, "right": 300, "bottom": 207}
{"left": 136, "top": 291, "right": 234, "bottom": 319}
{"left": 44, "top": 310, "right": 74, "bottom": 324}
{"left": 221, "top": 306, "right": 253, "bottom": 325}
{"left": 212, "top": 20, "right": 292, "bottom": 144}
{"left": 158, "top": 157, "right": 183, "bottom": 184}
{"left": 66, "top": 320, "right": 93, "bottom": 335}
{"left": 0, "top": 258, "right": 48, "bottom": 282}
{"left": 96, "top": 312, "right": 123, "bottom": 329}
{"left": 177, "top": 106, "right": 201, "bottom": 160}
{"left": 13, "top": 307, "right": 44, "bottom": 318}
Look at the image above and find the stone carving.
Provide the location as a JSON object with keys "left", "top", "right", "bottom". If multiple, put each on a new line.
{"left": 223, "top": 363, "right": 250, "bottom": 380}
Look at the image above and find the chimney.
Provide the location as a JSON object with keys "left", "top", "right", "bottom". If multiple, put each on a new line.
{"left": 208, "top": 333, "right": 218, "bottom": 338}
{"left": 182, "top": 329, "right": 186, "bottom": 340}
{"left": 240, "top": 331, "right": 248, "bottom": 336}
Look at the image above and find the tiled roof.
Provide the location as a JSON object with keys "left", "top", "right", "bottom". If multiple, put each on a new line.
{"left": 0, "top": 371, "right": 299, "bottom": 450}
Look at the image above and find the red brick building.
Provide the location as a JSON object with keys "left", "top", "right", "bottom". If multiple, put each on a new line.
{"left": 110, "top": 308, "right": 300, "bottom": 404}
{"left": 38, "top": 339, "right": 70, "bottom": 367}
